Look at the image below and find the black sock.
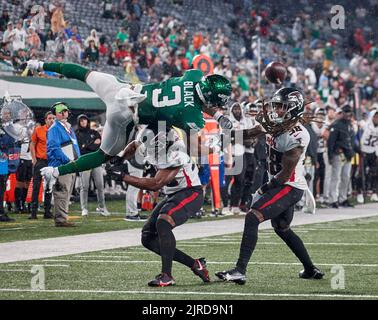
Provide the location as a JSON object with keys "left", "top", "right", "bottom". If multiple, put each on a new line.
{"left": 236, "top": 212, "right": 260, "bottom": 274}
{"left": 275, "top": 228, "right": 314, "bottom": 271}
{"left": 156, "top": 219, "right": 176, "bottom": 277}
{"left": 173, "top": 249, "right": 195, "bottom": 269}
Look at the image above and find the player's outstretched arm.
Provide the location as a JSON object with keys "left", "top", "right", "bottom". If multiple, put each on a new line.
{"left": 122, "top": 167, "right": 180, "bottom": 192}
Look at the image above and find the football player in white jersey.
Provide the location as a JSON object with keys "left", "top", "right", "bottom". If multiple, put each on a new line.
{"left": 216, "top": 87, "right": 324, "bottom": 284}
{"left": 107, "top": 125, "right": 209, "bottom": 287}
{"left": 357, "top": 109, "right": 378, "bottom": 203}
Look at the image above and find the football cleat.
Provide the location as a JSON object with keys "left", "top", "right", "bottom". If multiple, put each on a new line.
{"left": 147, "top": 273, "right": 176, "bottom": 287}
{"left": 299, "top": 267, "right": 325, "bottom": 279}
{"left": 215, "top": 268, "right": 246, "bottom": 285}
{"left": 192, "top": 258, "right": 210, "bottom": 283}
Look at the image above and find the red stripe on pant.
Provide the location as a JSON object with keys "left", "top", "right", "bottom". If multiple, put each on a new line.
{"left": 258, "top": 186, "right": 292, "bottom": 210}
{"left": 167, "top": 192, "right": 199, "bottom": 216}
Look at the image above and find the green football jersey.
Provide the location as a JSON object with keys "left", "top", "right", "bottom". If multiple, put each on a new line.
{"left": 138, "top": 69, "right": 205, "bottom": 132}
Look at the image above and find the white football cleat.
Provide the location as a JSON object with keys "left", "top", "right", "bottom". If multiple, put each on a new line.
{"left": 370, "top": 193, "right": 378, "bottom": 202}
{"left": 96, "top": 207, "right": 110, "bottom": 217}
{"left": 82, "top": 209, "right": 88, "bottom": 217}
{"left": 356, "top": 194, "right": 364, "bottom": 204}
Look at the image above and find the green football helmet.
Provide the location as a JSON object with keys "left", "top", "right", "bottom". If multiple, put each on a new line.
{"left": 196, "top": 74, "right": 232, "bottom": 107}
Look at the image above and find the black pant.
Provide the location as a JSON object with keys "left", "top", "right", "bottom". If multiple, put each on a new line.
{"left": 241, "top": 152, "right": 256, "bottom": 207}
{"left": 230, "top": 154, "right": 247, "bottom": 207}
{"left": 0, "top": 174, "right": 8, "bottom": 215}
{"left": 314, "top": 152, "right": 325, "bottom": 197}
{"left": 31, "top": 159, "right": 52, "bottom": 215}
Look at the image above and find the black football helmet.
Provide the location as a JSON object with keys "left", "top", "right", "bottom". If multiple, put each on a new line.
{"left": 256, "top": 87, "right": 305, "bottom": 135}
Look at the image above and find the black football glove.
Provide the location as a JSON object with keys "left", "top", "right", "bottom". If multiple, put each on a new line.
{"left": 105, "top": 159, "right": 129, "bottom": 182}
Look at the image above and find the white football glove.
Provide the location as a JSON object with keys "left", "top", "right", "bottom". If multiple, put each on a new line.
{"left": 27, "top": 59, "right": 44, "bottom": 71}
{"left": 41, "top": 166, "right": 59, "bottom": 193}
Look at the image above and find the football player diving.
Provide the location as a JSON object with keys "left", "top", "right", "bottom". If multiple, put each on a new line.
{"left": 107, "top": 125, "right": 209, "bottom": 287}
{"left": 25, "top": 60, "right": 233, "bottom": 186}
{"left": 215, "top": 87, "right": 325, "bottom": 284}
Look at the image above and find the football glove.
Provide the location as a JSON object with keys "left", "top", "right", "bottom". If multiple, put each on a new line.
{"left": 105, "top": 158, "right": 129, "bottom": 182}
{"left": 27, "top": 59, "right": 44, "bottom": 71}
{"left": 213, "top": 111, "right": 233, "bottom": 130}
{"left": 41, "top": 166, "right": 59, "bottom": 193}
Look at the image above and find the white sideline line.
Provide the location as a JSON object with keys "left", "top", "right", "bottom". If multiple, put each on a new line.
{"left": 0, "top": 269, "right": 31, "bottom": 272}
{"left": 180, "top": 241, "right": 378, "bottom": 246}
{"left": 7, "top": 264, "right": 70, "bottom": 268}
{"left": 42, "top": 259, "right": 378, "bottom": 267}
{"left": 293, "top": 228, "right": 378, "bottom": 232}
{"left": 0, "top": 227, "right": 38, "bottom": 231}
{"left": 0, "top": 288, "right": 377, "bottom": 299}
{"left": 74, "top": 255, "right": 131, "bottom": 259}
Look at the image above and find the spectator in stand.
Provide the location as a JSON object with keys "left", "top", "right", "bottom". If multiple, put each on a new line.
{"left": 83, "top": 40, "right": 99, "bottom": 66}
{"left": 116, "top": 26, "right": 128, "bottom": 44}
{"left": 75, "top": 114, "right": 109, "bottom": 217}
{"left": 26, "top": 26, "right": 41, "bottom": 50}
{"left": 50, "top": 4, "right": 66, "bottom": 35}
{"left": 11, "top": 21, "right": 27, "bottom": 52}
{"left": 64, "top": 35, "right": 82, "bottom": 63}
{"left": 128, "top": 13, "right": 141, "bottom": 43}
{"left": 149, "top": 56, "right": 164, "bottom": 82}
{"left": 3, "top": 22, "right": 14, "bottom": 46}
{"left": 84, "top": 29, "right": 100, "bottom": 48}
{"left": 0, "top": 9, "right": 10, "bottom": 32}
{"left": 30, "top": 111, "right": 54, "bottom": 220}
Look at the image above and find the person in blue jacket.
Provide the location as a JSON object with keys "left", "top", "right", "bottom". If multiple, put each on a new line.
{"left": 47, "top": 102, "right": 80, "bottom": 227}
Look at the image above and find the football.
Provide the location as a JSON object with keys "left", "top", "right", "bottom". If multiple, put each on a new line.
{"left": 264, "top": 61, "right": 287, "bottom": 84}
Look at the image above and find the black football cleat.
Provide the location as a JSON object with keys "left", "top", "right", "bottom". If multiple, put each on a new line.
{"left": 192, "top": 258, "right": 210, "bottom": 283}
{"left": 299, "top": 267, "right": 325, "bottom": 279}
{"left": 215, "top": 268, "right": 246, "bottom": 285}
{"left": 148, "top": 273, "right": 176, "bottom": 287}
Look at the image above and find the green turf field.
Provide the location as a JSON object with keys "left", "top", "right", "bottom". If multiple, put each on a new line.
{"left": 0, "top": 216, "right": 377, "bottom": 300}
{"left": 0, "top": 201, "right": 231, "bottom": 243}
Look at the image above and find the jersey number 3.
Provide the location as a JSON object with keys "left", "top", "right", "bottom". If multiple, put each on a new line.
{"left": 152, "top": 86, "right": 181, "bottom": 108}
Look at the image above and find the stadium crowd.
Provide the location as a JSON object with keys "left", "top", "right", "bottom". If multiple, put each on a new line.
{"left": 0, "top": 0, "right": 377, "bottom": 222}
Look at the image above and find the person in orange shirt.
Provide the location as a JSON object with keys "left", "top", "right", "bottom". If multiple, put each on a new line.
{"left": 29, "top": 111, "right": 55, "bottom": 219}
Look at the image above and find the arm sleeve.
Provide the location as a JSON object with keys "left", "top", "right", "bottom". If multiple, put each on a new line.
{"left": 47, "top": 129, "right": 70, "bottom": 165}
{"left": 58, "top": 148, "right": 111, "bottom": 175}
{"left": 43, "top": 62, "right": 90, "bottom": 82}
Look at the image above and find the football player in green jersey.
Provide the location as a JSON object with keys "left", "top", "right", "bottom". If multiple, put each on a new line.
{"left": 25, "top": 60, "right": 232, "bottom": 186}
